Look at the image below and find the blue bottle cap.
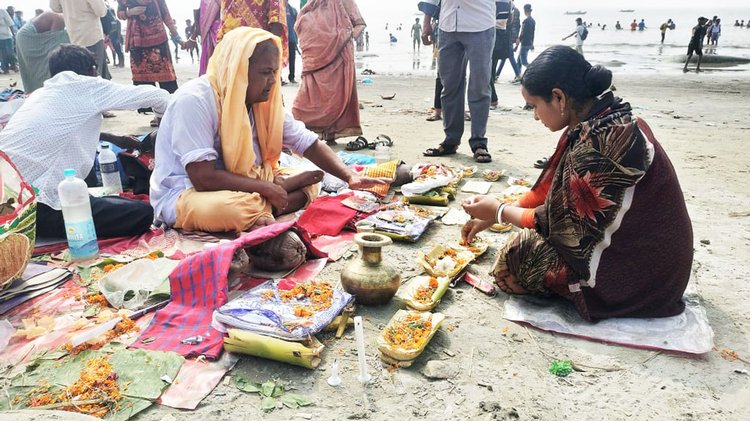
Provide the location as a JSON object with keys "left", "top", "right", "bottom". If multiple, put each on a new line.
{"left": 64, "top": 169, "right": 76, "bottom": 177}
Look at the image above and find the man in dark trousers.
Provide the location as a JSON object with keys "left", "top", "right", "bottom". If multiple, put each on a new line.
{"left": 683, "top": 16, "right": 708, "bottom": 73}
{"left": 419, "top": 0, "right": 496, "bottom": 163}
{"left": 516, "top": 3, "right": 535, "bottom": 73}
{"left": 287, "top": 4, "right": 299, "bottom": 84}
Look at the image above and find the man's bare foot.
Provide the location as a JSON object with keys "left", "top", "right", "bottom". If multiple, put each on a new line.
{"left": 274, "top": 170, "right": 325, "bottom": 192}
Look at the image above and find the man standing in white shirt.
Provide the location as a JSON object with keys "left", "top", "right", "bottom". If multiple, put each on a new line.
{"left": 0, "top": 44, "right": 171, "bottom": 239}
{"left": 563, "top": 17, "right": 586, "bottom": 57}
{"left": 419, "top": 0, "right": 496, "bottom": 163}
{"left": 50, "top": 0, "right": 111, "bottom": 79}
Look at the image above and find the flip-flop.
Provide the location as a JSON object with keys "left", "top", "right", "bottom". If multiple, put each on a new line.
{"left": 345, "top": 136, "right": 370, "bottom": 151}
{"left": 473, "top": 148, "right": 492, "bottom": 163}
{"left": 368, "top": 134, "right": 393, "bottom": 149}
{"left": 423, "top": 143, "right": 458, "bottom": 157}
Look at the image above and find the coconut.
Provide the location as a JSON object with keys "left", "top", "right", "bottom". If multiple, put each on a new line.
{"left": 0, "top": 233, "right": 31, "bottom": 290}
{"left": 245, "top": 231, "right": 307, "bottom": 272}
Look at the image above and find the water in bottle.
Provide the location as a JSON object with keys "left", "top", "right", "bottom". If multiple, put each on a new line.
{"left": 99, "top": 143, "right": 122, "bottom": 195}
{"left": 375, "top": 144, "right": 391, "bottom": 163}
{"left": 58, "top": 169, "right": 99, "bottom": 261}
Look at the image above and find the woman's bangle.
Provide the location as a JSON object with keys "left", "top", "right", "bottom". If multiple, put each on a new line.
{"left": 496, "top": 203, "right": 509, "bottom": 224}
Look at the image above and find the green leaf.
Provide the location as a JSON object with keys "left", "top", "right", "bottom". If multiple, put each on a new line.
{"left": 235, "top": 377, "right": 262, "bottom": 394}
{"left": 260, "top": 396, "right": 277, "bottom": 412}
{"left": 105, "top": 397, "right": 152, "bottom": 421}
{"left": 99, "top": 341, "right": 128, "bottom": 353}
{"left": 83, "top": 303, "right": 101, "bottom": 318}
{"left": 10, "top": 350, "right": 105, "bottom": 388}
{"left": 109, "top": 349, "right": 184, "bottom": 400}
{"left": 29, "top": 348, "right": 69, "bottom": 361}
{"left": 260, "top": 381, "right": 276, "bottom": 397}
{"left": 285, "top": 393, "right": 313, "bottom": 407}
{"left": 271, "top": 383, "right": 285, "bottom": 398}
{"left": 280, "top": 394, "right": 299, "bottom": 409}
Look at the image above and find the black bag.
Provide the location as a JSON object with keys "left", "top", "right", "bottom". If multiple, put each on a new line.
{"left": 100, "top": 9, "right": 116, "bottom": 36}
{"left": 581, "top": 27, "right": 589, "bottom": 41}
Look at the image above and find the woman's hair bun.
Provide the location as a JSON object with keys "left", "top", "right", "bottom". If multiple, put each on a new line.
{"left": 585, "top": 65, "right": 613, "bottom": 96}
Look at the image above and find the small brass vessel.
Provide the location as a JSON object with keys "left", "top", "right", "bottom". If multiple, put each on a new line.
{"left": 340, "top": 233, "right": 400, "bottom": 306}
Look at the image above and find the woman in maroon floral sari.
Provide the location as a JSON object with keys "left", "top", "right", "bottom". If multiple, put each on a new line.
{"left": 117, "top": 0, "right": 181, "bottom": 124}
{"left": 462, "top": 46, "right": 693, "bottom": 321}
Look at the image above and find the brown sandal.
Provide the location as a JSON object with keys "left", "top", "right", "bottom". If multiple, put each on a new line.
{"left": 423, "top": 143, "right": 458, "bottom": 157}
{"left": 473, "top": 148, "right": 492, "bottom": 163}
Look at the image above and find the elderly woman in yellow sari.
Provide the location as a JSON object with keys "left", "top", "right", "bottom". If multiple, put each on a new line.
{"left": 150, "top": 27, "right": 387, "bottom": 233}
{"left": 292, "top": 0, "right": 365, "bottom": 142}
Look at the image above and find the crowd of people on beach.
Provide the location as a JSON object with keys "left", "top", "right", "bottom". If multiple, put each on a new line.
{"left": 0, "top": 0, "right": 717, "bottom": 323}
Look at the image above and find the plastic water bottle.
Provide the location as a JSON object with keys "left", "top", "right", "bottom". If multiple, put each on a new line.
{"left": 375, "top": 144, "right": 391, "bottom": 163}
{"left": 99, "top": 144, "right": 122, "bottom": 195}
{"left": 58, "top": 169, "right": 99, "bottom": 261}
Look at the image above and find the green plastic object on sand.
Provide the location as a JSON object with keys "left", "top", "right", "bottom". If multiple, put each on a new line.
{"left": 549, "top": 359, "right": 573, "bottom": 377}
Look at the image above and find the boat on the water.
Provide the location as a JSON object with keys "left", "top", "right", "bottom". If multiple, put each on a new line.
{"left": 620, "top": 9, "right": 635, "bottom": 13}
{"left": 565, "top": 11, "right": 587, "bottom": 15}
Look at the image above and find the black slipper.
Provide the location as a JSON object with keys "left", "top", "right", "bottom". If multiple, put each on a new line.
{"left": 369, "top": 134, "right": 393, "bottom": 149}
{"left": 345, "top": 136, "right": 369, "bottom": 151}
{"left": 423, "top": 143, "right": 458, "bottom": 157}
{"left": 473, "top": 148, "right": 492, "bottom": 163}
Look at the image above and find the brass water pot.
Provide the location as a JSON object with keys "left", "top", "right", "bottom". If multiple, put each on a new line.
{"left": 340, "top": 233, "right": 401, "bottom": 306}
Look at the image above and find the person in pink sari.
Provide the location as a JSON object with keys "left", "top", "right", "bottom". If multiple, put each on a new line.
{"left": 185, "top": 0, "right": 221, "bottom": 75}
{"left": 292, "top": 0, "right": 365, "bottom": 142}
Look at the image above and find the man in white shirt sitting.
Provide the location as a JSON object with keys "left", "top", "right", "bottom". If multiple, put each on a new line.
{"left": 0, "top": 44, "right": 170, "bottom": 239}
{"left": 150, "top": 27, "right": 387, "bottom": 233}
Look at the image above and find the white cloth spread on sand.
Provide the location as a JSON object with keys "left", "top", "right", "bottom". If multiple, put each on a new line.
{"left": 0, "top": 71, "right": 169, "bottom": 209}
{"left": 150, "top": 76, "right": 318, "bottom": 226}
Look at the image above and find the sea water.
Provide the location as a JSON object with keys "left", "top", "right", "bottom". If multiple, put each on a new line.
{"left": 348, "top": 2, "right": 750, "bottom": 77}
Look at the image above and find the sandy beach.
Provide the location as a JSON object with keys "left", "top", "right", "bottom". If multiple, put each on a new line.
{"left": 3, "top": 53, "right": 749, "bottom": 419}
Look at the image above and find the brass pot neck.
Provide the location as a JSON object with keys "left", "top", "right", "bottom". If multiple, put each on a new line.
{"left": 360, "top": 245, "right": 382, "bottom": 265}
